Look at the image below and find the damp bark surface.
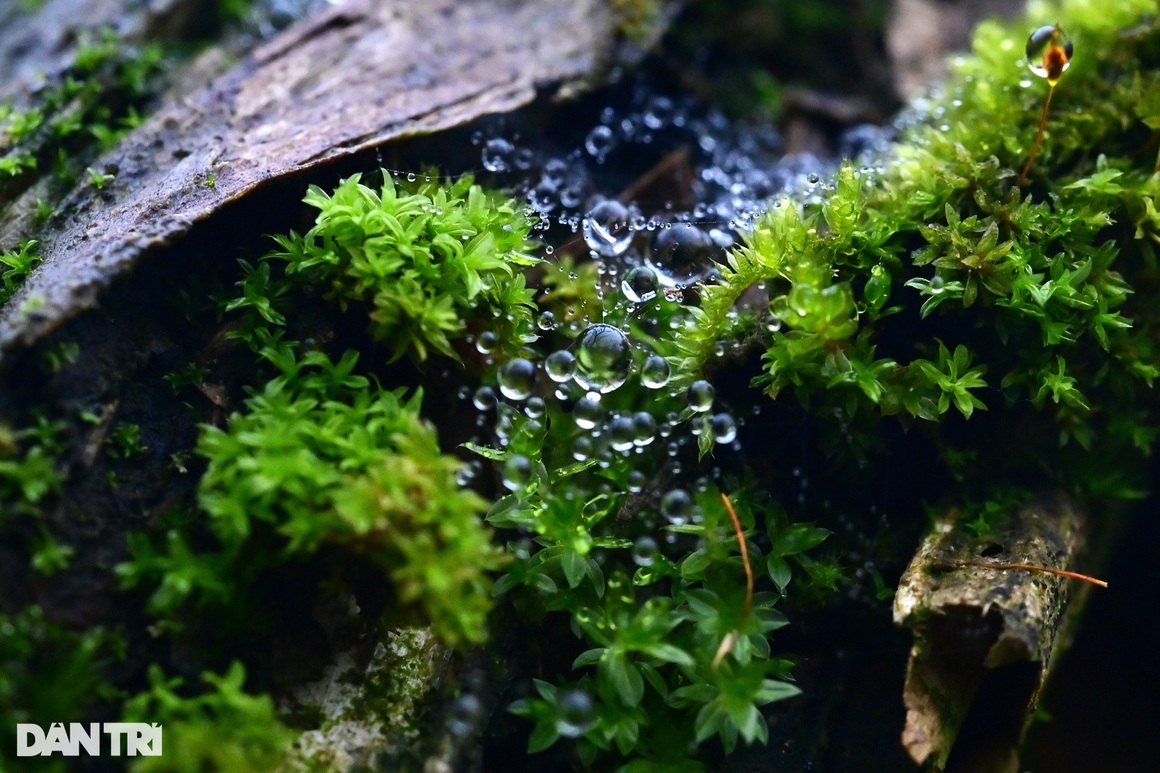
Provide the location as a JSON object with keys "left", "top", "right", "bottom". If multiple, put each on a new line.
{"left": 893, "top": 496, "right": 1089, "bottom": 772}
{"left": 0, "top": 0, "right": 631, "bottom": 361}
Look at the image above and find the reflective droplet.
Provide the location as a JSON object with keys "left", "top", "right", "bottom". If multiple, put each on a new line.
{"left": 650, "top": 225, "right": 714, "bottom": 285}
{"left": 621, "top": 265, "right": 658, "bottom": 304}
{"left": 585, "top": 125, "right": 616, "bottom": 160}
{"left": 709, "top": 413, "right": 737, "bottom": 444}
{"left": 686, "top": 380, "right": 715, "bottom": 412}
{"left": 573, "top": 396, "right": 603, "bottom": 430}
{"left": 545, "top": 350, "right": 577, "bottom": 383}
{"left": 660, "top": 489, "right": 694, "bottom": 525}
{"left": 502, "top": 455, "right": 532, "bottom": 491}
{"left": 632, "top": 411, "right": 657, "bottom": 446}
{"left": 632, "top": 536, "right": 658, "bottom": 567}
{"left": 626, "top": 469, "right": 647, "bottom": 493}
{"left": 472, "top": 386, "right": 497, "bottom": 411}
{"left": 574, "top": 324, "right": 632, "bottom": 394}
{"left": 498, "top": 358, "right": 535, "bottom": 401}
{"left": 572, "top": 436, "right": 594, "bottom": 461}
{"left": 640, "top": 355, "right": 671, "bottom": 389}
{"left": 1026, "top": 24, "right": 1073, "bottom": 84}
{"left": 537, "top": 310, "right": 557, "bottom": 331}
{"left": 447, "top": 694, "right": 483, "bottom": 737}
{"left": 555, "top": 689, "right": 596, "bottom": 738}
{"left": 608, "top": 415, "right": 636, "bottom": 452}
{"left": 526, "top": 396, "right": 546, "bottom": 418}
{"left": 481, "top": 138, "right": 514, "bottom": 172}
{"left": 476, "top": 331, "right": 498, "bottom": 353}
{"left": 583, "top": 200, "right": 634, "bottom": 257}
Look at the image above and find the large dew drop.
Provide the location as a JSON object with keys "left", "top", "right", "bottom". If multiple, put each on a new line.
{"left": 574, "top": 324, "right": 632, "bottom": 394}
{"left": 622, "top": 266, "right": 658, "bottom": 304}
{"left": 498, "top": 358, "right": 535, "bottom": 401}
{"left": 583, "top": 200, "right": 634, "bottom": 257}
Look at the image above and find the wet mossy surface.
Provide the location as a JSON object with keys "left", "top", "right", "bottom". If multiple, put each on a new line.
{"left": 3, "top": 0, "right": 1160, "bottom": 770}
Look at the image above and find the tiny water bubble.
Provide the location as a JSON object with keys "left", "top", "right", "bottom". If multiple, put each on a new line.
{"left": 709, "top": 413, "right": 737, "bottom": 444}
{"left": 476, "top": 331, "right": 498, "bottom": 354}
{"left": 555, "top": 690, "right": 596, "bottom": 738}
{"left": 525, "top": 396, "right": 546, "bottom": 419}
{"left": 626, "top": 469, "right": 647, "bottom": 493}
{"left": 632, "top": 411, "right": 657, "bottom": 446}
{"left": 585, "top": 125, "right": 616, "bottom": 160}
{"left": 608, "top": 415, "right": 636, "bottom": 452}
{"left": 660, "top": 489, "right": 694, "bottom": 525}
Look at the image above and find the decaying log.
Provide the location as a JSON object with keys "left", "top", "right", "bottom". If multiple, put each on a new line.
{"left": 0, "top": 0, "right": 640, "bottom": 361}
{"left": 893, "top": 496, "right": 1089, "bottom": 772}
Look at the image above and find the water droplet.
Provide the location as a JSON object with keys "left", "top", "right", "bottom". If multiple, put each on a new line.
{"left": 526, "top": 396, "right": 546, "bottom": 418}
{"left": 608, "top": 415, "right": 636, "bottom": 452}
{"left": 929, "top": 275, "right": 946, "bottom": 294}
{"left": 632, "top": 411, "right": 657, "bottom": 446}
{"left": 555, "top": 689, "right": 596, "bottom": 738}
{"left": 498, "top": 358, "right": 535, "bottom": 401}
{"left": 481, "top": 138, "right": 514, "bottom": 172}
{"left": 502, "top": 455, "right": 532, "bottom": 491}
{"left": 660, "top": 489, "right": 694, "bottom": 525}
{"left": 650, "top": 225, "right": 714, "bottom": 285}
{"left": 476, "top": 331, "right": 498, "bottom": 353}
{"left": 686, "top": 380, "right": 715, "bottom": 412}
{"left": 632, "top": 536, "right": 659, "bottom": 566}
{"left": 585, "top": 125, "right": 616, "bottom": 160}
{"left": 406, "top": 172, "right": 417, "bottom": 182}
{"left": 621, "top": 265, "right": 658, "bottom": 303}
{"left": 545, "top": 350, "right": 577, "bottom": 383}
{"left": 626, "top": 469, "right": 647, "bottom": 493}
{"left": 709, "top": 413, "right": 737, "bottom": 444}
{"left": 574, "top": 324, "right": 632, "bottom": 394}
{"left": 537, "top": 311, "right": 557, "bottom": 331}
{"left": 583, "top": 200, "right": 635, "bottom": 257}
{"left": 1026, "top": 24, "right": 1073, "bottom": 84}
{"left": 572, "top": 436, "right": 594, "bottom": 461}
{"left": 447, "top": 694, "right": 483, "bottom": 737}
{"left": 640, "top": 355, "right": 671, "bottom": 389}
{"left": 472, "top": 386, "right": 497, "bottom": 411}
{"left": 573, "top": 396, "right": 604, "bottom": 430}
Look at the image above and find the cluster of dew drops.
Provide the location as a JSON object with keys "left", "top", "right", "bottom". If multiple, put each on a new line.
{"left": 457, "top": 84, "right": 892, "bottom": 547}
{"left": 442, "top": 82, "right": 896, "bottom": 744}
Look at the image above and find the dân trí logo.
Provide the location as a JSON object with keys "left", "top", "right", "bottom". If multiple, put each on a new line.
{"left": 16, "top": 723, "right": 162, "bottom": 757}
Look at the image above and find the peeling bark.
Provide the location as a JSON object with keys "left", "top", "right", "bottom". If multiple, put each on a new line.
{"left": 893, "top": 496, "right": 1088, "bottom": 772}
{"left": 0, "top": 0, "right": 634, "bottom": 361}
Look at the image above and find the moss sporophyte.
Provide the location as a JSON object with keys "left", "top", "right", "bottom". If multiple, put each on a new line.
{"left": 5, "top": 0, "right": 1159, "bottom": 768}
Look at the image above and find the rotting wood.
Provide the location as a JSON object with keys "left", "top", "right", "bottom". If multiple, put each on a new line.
{"left": 0, "top": 0, "right": 642, "bottom": 361}
{"left": 893, "top": 495, "right": 1089, "bottom": 772}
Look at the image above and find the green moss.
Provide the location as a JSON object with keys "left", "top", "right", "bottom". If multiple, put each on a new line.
{"left": 123, "top": 662, "right": 296, "bottom": 773}
{"left": 0, "top": 240, "right": 42, "bottom": 309}
{"left": 233, "top": 171, "right": 540, "bottom": 363}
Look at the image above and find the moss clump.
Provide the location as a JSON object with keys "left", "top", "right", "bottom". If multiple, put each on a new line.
{"left": 234, "top": 172, "right": 540, "bottom": 362}
{"left": 122, "top": 662, "right": 296, "bottom": 773}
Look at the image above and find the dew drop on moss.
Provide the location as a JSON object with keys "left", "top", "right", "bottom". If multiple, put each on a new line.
{"left": 660, "top": 489, "right": 694, "bottom": 525}
{"left": 686, "top": 380, "right": 715, "bottom": 412}
{"left": 498, "top": 358, "right": 536, "bottom": 401}
{"left": 574, "top": 323, "right": 632, "bottom": 393}
{"left": 573, "top": 395, "right": 603, "bottom": 430}
{"left": 640, "top": 355, "right": 671, "bottom": 389}
{"left": 481, "top": 137, "right": 514, "bottom": 172}
{"left": 632, "top": 536, "right": 658, "bottom": 567}
{"left": 1025, "top": 24, "right": 1073, "bottom": 84}
{"left": 476, "top": 331, "right": 498, "bottom": 353}
{"left": 709, "top": 413, "right": 737, "bottom": 444}
{"left": 622, "top": 265, "right": 658, "bottom": 303}
{"left": 583, "top": 200, "right": 634, "bottom": 257}
{"left": 472, "top": 386, "right": 497, "bottom": 411}
{"left": 632, "top": 411, "right": 657, "bottom": 446}
{"left": 545, "top": 350, "right": 577, "bottom": 383}
{"left": 608, "top": 415, "right": 636, "bottom": 452}
{"left": 556, "top": 689, "right": 596, "bottom": 737}
{"left": 501, "top": 455, "right": 532, "bottom": 491}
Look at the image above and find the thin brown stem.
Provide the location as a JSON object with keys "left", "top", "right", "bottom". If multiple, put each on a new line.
{"left": 714, "top": 491, "right": 755, "bottom": 668}
{"left": 952, "top": 559, "right": 1107, "bottom": 588}
{"left": 1018, "top": 83, "right": 1056, "bottom": 187}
